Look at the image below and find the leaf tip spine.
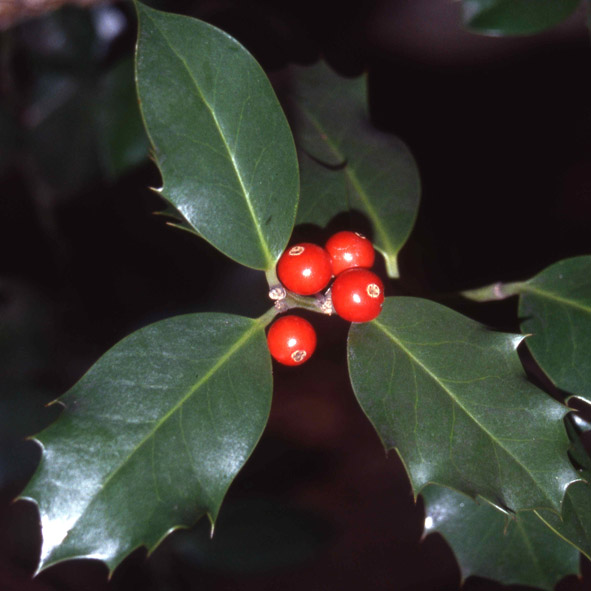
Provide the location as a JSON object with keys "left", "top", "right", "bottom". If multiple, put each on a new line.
{"left": 511, "top": 333, "right": 528, "bottom": 350}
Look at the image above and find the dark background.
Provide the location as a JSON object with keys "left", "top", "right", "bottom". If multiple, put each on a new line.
{"left": 1, "top": 0, "right": 591, "bottom": 589}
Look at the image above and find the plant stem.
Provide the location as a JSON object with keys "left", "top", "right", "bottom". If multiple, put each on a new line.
{"left": 265, "top": 267, "right": 280, "bottom": 290}
{"left": 461, "top": 281, "right": 525, "bottom": 302}
{"left": 257, "top": 306, "right": 279, "bottom": 327}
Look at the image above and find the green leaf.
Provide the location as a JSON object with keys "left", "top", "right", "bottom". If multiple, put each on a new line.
{"left": 534, "top": 418, "right": 591, "bottom": 560}
{"left": 348, "top": 297, "right": 578, "bottom": 513}
{"left": 516, "top": 256, "right": 591, "bottom": 404}
{"left": 21, "top": 312, "right": 273, "bottom": 574}
{"left": 536, "top": 480, "right": 591, "bottom": 561}
{"left": 286, "top": 62, "right": 420, "bottom": 278}
{"left": 296, "top": 151, "right": 347, "bottom": 228}
{"left": 462, "top": 0, "right": 581, "bottom": 36}
{"left": 422, "top": 485, "right": 580, "bottom": 590}
{"left": 135, "top": 2, "right": 298, "bottom": 271}
{"left": 565, "top": 416, "right": 591, "bottom": 471}
{"left": 94, "top": 58, "right": 150, "bottom": 179}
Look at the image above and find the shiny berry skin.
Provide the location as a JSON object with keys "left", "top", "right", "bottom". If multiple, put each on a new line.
{"left": 267, "top": 315, "right": 317, "bottom": 366}
{"left": 331, "top": 268, "right": 384, "bottom": 322}
{"left": 277, "top": 243, "right": 332, "bottom": 295}
{"left": 325, "top": 231, "right": 375, "bottom": 276}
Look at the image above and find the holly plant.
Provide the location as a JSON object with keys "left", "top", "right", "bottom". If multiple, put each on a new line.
{"left": 17, "top": 2, "right": 591, "bottom": 590}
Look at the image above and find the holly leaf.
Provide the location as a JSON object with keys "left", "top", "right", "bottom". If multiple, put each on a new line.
{"left": 348, "top": 297, "right": 579, "bottom": 513}
{"left": 535, "top": 480, "right": 591, "bottom": 561}
{"left": 285, "top": 62, "right": 420, "bottom": 278}
{"left": 296, "top": 151, "right": 347, "bottom": 229}
{"left": 460, "top": 256, "right": 591, "bottom": 403}
{"left": 422, "top": 485, "right": 580, "bottom": 591}
{"left": 534, "top": 417, "right": 591, "bottom": 560}
{"left": 462, "top": 0, "right": 581, "bottom": 36}
{"left": 516, "top": 256, "right": 591, "bottom": 404}
{"left": 20, "top": 312, "right": 273, "bottom": 574}
{"left": 135, "top": 2, "right": 298, "bottom": 271}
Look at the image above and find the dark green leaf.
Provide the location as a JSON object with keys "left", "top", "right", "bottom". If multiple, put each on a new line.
{"left": 422, "top": 485, "right": 579, "bottom": 590}
{"left": 565, "top": 415, "right": 591, "bottom": 471}
{"left": 348, "top": 297, "right": 578, "bottom": 513}
{"left": 135, "top": 2, "right": 298, "bottom": 271}
{"left": 21, "top": 312, "right": 273, "bottom": 574}
{"left": 517, "top": 256, "right": 591, "bottom": 404}
{"left": 296, "top": 151, "right": 347, "bottom": 228}
{"left": 286, "top": 62, "right": 420, "bottom": 278}
{"left": 533, "top": 417, "right": 591, "bottom": 560}
{"left": 94, "top": 58, "right": 150, "bottom": 178}
{"left": 462, "top": 0, "right": 581, "bottom": 36}
{"left": 536, "top": 480, "right": 591, "bottom": 561}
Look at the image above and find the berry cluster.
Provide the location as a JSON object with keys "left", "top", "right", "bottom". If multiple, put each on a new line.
{"left": 267, "top": 231, "right": 385, "bottom": 366}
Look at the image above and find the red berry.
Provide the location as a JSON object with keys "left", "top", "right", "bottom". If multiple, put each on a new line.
{"left": 267, "top": 315, "right": 317, "bottom": 366}
{"left": 331, "top": 268, "right": 384, "bottom": 322}
{"left": 277, "top": 243, "right": 332, "bottom": 295}
{"left": 325, "top": 231, "right": 375, "bottom": 276}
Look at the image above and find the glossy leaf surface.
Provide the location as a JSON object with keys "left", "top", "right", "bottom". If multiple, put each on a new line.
{"left": 462, "top": 0, "right": 581, "bottom": 36}
{"left": 22, "top": 312, "right": 272, "bottom": 573}
{"left": 422, "top": 485, "right": 579, "bottom": 590}
{"left": 517, "top": 256, "right": 591, "bottom": 403}
{"left": 536, "top": 480, "right": 591, "bottom": 561}
{"left": 535, "top": 418, "right": 591, "bottom": 560}
{"left": 348, "top": 297, "right": 578, "bottom": 513}
{"left": 286, "top": 62, "right": 420, "bottom": 277}
{"left": 135, "top": 2, "right": 298, "bottom": 270}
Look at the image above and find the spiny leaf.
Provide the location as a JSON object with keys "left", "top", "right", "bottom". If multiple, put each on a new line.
{"left": 284, "top": 62, "right": 420, "bottom": 278}
{"left": 534, "top": 417, "right": 591, "bottom": 560}
{"left": 517, "top": 256, "right": 591, "bottom": 404}
{"left": 135, "top": 2, "right": 298, "bottom": 271}
{"left": 536, "top": 480, "right": 591, "bottom": 561}
{"left": 460, "top": 256, "right": 591, "bottom": 403}
{"left": 21, "top": 312, "right": 273, "bottom": 574}
{"left": 422, "top": 485, "right": 580, "bottom": 591}
{"left": 348, "top": 297, "right": 579, "bottom": 513}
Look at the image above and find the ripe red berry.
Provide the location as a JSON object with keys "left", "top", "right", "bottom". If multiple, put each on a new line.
{"left": 325, "top": 231, "right": 375, "bottom": 276}
{"left": 331, "top": 268, "right": 384, "bottom": 322}
{"left": 277, "top": 243, "right": 332, "bottom": 295}
{"left": 267, "top": 315, "right": 317, "bottom": 366}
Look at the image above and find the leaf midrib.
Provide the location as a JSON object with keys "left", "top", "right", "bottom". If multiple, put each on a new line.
{"left": 64, "top": 316, "right": 265, "bottom": 528}
{"left": 143, "top": 9, "right": 273, "bottom": 268}
{"left": 515, "top": 517, "right": 551, "bottom": 590}
{"left": 297, "top": 103, "right": 397, "bottom": 257}
{"left": 520, "top": 282, "right": 591, "bottom": 315}
{"left": 535, "top": 483, "right": 591, "bottom": 560}
{"left": 372, "top": 318, "right": 558, "bottom": 508}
